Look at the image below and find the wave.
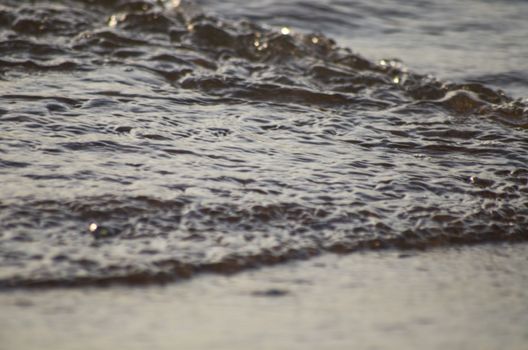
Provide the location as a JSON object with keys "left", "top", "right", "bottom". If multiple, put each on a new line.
{"left": 0, "top": 0, "right": 527, "bottom": 288}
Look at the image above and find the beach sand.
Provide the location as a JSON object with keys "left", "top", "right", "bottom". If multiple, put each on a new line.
{"left": 1, "top": 243, "right": 527, "bottom": 350}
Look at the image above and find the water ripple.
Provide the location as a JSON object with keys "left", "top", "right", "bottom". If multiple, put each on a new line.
{"left": 0, "top": 0, "right": 527, "bottom": 288}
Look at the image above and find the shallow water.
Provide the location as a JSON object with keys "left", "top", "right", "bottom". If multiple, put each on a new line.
{"left": 0, "top": 0, "right": 527, "bottom": 288}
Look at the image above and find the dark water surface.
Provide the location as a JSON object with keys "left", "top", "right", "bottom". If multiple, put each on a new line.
{"left": 0, "top": 0, "right": 527, "bottom": 288}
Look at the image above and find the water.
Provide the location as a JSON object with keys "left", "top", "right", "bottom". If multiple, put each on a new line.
{"left": 0, "top": 0, "right": 527, "bottom": 288}
{"left": 202, "top": 0, "right": 528, "bottom": 98}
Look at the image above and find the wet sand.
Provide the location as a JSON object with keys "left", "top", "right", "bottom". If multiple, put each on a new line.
{"left": 1, "top": 243, "right": 527, "bottom": 350}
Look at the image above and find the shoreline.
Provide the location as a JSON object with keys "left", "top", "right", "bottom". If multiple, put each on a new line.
{"left": 1, "top": 242, "right": 528, "bottom": 349}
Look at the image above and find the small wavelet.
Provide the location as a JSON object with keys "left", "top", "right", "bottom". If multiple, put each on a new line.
{"left": 0, "top": 0, "right": 527, "bottom": 288}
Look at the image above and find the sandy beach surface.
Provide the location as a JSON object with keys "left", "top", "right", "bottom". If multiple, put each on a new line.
{"left": 1, "top": 242, "right": 527, "bottom": 350}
